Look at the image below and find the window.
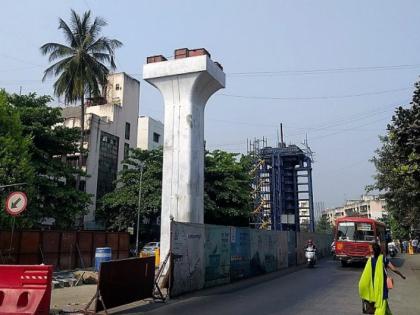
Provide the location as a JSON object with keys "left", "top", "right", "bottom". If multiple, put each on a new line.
{"left": 116, "top": 83, "right": 121, "bottom": 90}
{"left": 153, "top": 132, "right": 160, "bottom": 143}
{"left": 97, "top": 132, "right": 119, "bottom": 201}
{"left": 125, "top": 122, "right": 130, "bottom": 140}
{"left": 124, "top": 143, "right": 130, "bottom": 159}
{"left": 337, "top": 222, "right": 375, "bottom": 242}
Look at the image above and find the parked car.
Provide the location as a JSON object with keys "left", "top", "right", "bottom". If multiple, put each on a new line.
{"left": 141, "top": 242, "right": 160, "bottom": 256}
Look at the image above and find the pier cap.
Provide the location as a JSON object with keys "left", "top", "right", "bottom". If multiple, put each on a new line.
{"left": 143, "top": 48, "right": 225, "bottom": 88}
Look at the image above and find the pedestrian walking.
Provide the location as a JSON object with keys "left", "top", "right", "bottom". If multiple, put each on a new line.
{"left": 403, "top": 240, "right": 408, "bottom": 254}
{"left": 359, "top": 243, "right": 406, "bottom": 314}
{"left": 395, "top": 239, "right": 401, "bottom": 253}
{"left": 408, "top": 239, "right": 414, "bottom": 255}
{"left": 402, "top": 240, "right": 408, "bottom": 253}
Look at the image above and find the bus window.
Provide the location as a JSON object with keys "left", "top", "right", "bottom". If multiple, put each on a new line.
{"left": 337, "top": 221, "right": 375, "bottom": 241}
{"left": 337, "top": 222, "right": 354, "bottom": 241}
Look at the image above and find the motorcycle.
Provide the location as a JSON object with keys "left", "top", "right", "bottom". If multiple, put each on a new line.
{"left": 305, "top": 246, "right": 317, "bottom": 267}
{"left": 388, "top": 243, "right": 397, "bottom": 258}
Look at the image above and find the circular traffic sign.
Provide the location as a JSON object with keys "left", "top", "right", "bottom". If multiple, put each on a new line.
{"left": 5, "top": 191, "right": 28, "bottom": 216}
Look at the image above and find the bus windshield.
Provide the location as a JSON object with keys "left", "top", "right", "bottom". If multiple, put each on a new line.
{"left": 337, "top": 222, "right": 375, "bottom": 242}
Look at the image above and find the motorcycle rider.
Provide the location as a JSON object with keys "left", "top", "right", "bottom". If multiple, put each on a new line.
{"left": 305, "top": 239, "right": 317, "bottom": 251}
{"left": 305, "top": 239, "right": 317, "bottom": 263}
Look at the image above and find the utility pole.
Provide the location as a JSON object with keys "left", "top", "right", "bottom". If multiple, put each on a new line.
{"left": 135, "top": 162, "right": 145, "bottom": 256}
{"left": 280, "top": 123, "right": 284, "bottom": 147}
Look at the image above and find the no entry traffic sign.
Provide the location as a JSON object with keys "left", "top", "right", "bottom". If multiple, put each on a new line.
{"left": 5, "top": 191, "right": 27, "bottom": 216}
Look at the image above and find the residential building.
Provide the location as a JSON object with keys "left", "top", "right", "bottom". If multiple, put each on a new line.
{"left": 137, "top": 116, "right": 164, "bottom": 150}
{"left": 61, "top": 72, "right": 140, "bottom": 228}
{"left": 322, "top": 195, "right": 387, "bottom": 225}
{"left": 322, "top": 207, "right": 346, "bottom": 225}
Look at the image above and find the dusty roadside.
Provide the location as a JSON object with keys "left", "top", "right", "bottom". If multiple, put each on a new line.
{"left": 51, "top": 284, "right": 97, "bottom": 313}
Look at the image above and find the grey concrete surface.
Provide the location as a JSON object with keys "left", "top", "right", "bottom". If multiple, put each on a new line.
{"left": 112, "top": 254, "right": 420, "bottom": 315}
{"left": 51, "top": 284, "right": 97, "bottom": 312}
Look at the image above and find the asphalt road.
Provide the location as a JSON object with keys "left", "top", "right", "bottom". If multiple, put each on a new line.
{"left": 115, "top": 254, "right": 420, "bottom": 315}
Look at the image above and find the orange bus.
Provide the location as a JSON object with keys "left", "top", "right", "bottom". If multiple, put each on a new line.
{"left": 334, "top": 217, "right": 386, "bottom": 266}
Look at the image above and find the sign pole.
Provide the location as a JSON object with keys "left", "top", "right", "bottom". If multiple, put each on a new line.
{"left": 9, "top": 216, "right": 15, "bottom": 254}
{"left": 4, "top": 191, "right": 28, "bottom": 258}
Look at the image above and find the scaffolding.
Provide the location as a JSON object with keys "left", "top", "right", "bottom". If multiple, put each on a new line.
{"left": 248, "top": 139, "right": 315, "bottom": 232}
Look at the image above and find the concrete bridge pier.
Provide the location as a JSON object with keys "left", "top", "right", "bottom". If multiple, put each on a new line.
{"left": 143, "top": 49, "right": 225, "bottom": 266}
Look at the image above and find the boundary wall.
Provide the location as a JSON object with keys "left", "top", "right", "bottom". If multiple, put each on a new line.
{"left": 0, "top": 230, "right": 129, "bottom": 270}
{"left": 170, "top": 222, "right": 331, "bottom": 296}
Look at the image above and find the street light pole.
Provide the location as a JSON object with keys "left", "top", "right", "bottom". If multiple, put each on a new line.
{"left": 135, "top": 162, "right": 144, "bottom": 256}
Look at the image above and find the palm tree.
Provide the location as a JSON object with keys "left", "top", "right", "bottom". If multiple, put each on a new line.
{"left": 41, "top": 9, "right": 122, "bottom": 188}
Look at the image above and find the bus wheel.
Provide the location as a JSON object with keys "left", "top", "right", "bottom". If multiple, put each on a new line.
{"left": 341, "top": 260, "right": 348, "bottom": 267}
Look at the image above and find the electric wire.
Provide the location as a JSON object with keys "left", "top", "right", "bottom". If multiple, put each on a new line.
{"left": 207, "top": 100, "right": 410, "bottom": 149}
{"left": 218, "top": 87, "right": 412, "bottom": 101}
{"left": 227, "top": 63, "right": 420, "bottom": 76}
{"left": 126, "top": 62, "right": 420, "bottom": 78}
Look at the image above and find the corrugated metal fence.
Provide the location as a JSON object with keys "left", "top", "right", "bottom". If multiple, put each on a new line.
{"left": 0, "top": 230, "right": 129, "bottom": 270}
{"left": 171, "top": 222, "right": 332, "bottom": 296}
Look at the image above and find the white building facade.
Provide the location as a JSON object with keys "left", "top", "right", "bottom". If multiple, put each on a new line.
{"left": 62, "top": 73, "right": 140, "bottom": 228}
{"left": 322, "top": 195, "right": 387, "bottom": 225}
{"left": 137, "top": 116, "right": 164, "bottom": 150}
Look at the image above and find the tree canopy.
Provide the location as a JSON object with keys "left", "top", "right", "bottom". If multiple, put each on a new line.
{"left": 315, "top": 215, "right": 332, "bottom": 234}
{"left": 204, "top": 150, "right": 253, "bottom": 226}
{"left": 97, "top": 148, "right": 163, "bottom": 231}
{"left": 370, "top": 81, "right": 420, "bottom": 235}
{"left": 98, "top": 148, "right": 253, "bottom": 231}
{"left": 0, "top": 92, "right": 91, "bottom": 229}
{"left": 40, "top": 9, "right": 122, "bottom": 104}
{"left": 0, "top": 90, "right": 34, "bottom": 227}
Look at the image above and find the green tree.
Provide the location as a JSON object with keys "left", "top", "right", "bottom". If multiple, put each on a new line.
{"left": 370, "top": 81, "right": 420, "bottom": 234}
{"left": 315, "top": 215, "right": 332, "bottom": 233}
{"left": 204, "top": 150, "right": 253, "bottom": 226}
{"left": 8, "top": 93, "right": 91, "bottom": 228}
{"left": 40, "top": 10, "right": 122, "bottom": 184}
{"left": 0, "top": 91, "right": 34, "bottom": 228}
{"left": 97, "top": 148, "right": 163, "bottom": 231}
{"left": 99, "top": 149, "right": 253, "bottom": 231}
{"left": 388, "top": 216, "right": 410, "bottom": 240}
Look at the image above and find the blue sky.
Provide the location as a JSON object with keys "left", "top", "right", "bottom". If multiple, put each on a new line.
{"left": 1, "top": 0, "right": 420, "bottom": 208}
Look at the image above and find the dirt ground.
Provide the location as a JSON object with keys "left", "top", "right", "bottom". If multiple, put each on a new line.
{"left": 51, "top": 284, "right": 97, "bottom": 313}
{"left": 50, "top": 284, "right": 153, "bottom": 314}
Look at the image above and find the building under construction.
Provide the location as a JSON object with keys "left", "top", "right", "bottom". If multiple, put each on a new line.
{"left": 248, "top": 138, "right": 314, "bottom": 232}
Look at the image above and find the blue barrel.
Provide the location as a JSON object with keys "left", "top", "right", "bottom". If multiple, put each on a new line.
{"left": 95, "top": 247, "right": 112, "bottom": 271}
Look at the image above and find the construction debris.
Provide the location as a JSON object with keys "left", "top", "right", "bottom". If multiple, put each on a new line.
{"left": 52, "top": 270, "right": 98, "bottom": 289}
